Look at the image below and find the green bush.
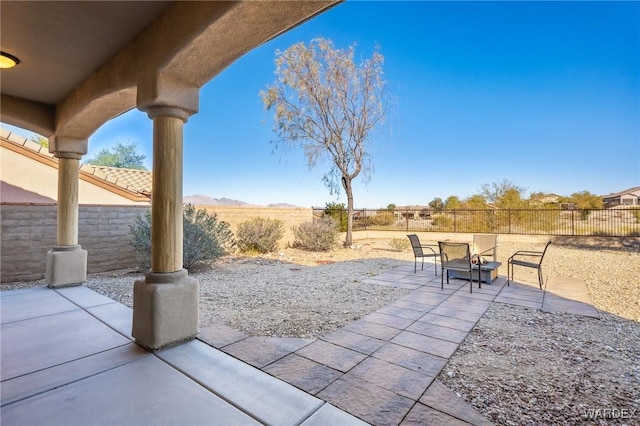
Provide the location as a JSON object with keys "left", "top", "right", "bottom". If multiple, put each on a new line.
{"left": 129, "top": 204, "right": 235, "bottom": 271}
{"left": 292, "top": 217, "right": 339, "bottom": 251}
{"left": 323, "top": 202, "right": 347, "bottom": 232}
{"left": 236, "top": 217, "right": 285, "bottom": 253}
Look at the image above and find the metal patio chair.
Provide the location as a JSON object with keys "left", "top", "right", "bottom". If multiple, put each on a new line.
{"left": 407, "top": 234, "right": 438, "bottom": 275}
{"left": 438, "top": 241, "right": 473, "bottom": 293}
{"left": 473, "top": 234, "right": 497, "bottom": 262}
{"left": 507, "top": 240, "right": 553, "bottom": 290}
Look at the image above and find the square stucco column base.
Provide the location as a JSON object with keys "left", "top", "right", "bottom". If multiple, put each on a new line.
{"left": 46, "top": 245, "right": 88, "bottom": 288}
{"left": 132, "top": 269, "right": 199, "bottom": 351}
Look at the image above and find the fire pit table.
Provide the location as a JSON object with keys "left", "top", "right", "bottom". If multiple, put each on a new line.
{"left": 449, "top": 261, "right": 502, "bottom": 285}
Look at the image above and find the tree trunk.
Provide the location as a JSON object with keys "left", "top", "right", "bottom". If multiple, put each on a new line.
{"left": 343, "top": 176, "right": 354, "bottom": 247}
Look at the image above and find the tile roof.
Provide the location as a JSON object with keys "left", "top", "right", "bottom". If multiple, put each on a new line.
{"left": 1, "top": 128, "right": 151, "bottom": 199}
{"left": 602, "top": 187, "right": 640, "bottom": 199}
{"left": 79, "top": 165, "right": 151, "bottom": 195}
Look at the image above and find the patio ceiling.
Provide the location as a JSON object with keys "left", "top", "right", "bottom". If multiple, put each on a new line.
{"left": 0, "top": 1, "right": 339, "bottom": 139}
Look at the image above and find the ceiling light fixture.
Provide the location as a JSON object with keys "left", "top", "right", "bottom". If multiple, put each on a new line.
{"left": 0, "top": 51, "right": 20, "bottom": 69}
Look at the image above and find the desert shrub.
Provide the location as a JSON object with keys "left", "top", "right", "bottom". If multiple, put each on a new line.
{"left": 129, "top": 204, "right": 235, "bottom": 271}
{"left": 130, "top": 210, "right": 152, "bottom": 269}
{"left": 236, "top": 217, "right": 284, "bottom": 253}
{"left": 368, "top": 211, "right": 395, "bottom": 226}
{"left": 388, "top": 237, "right": 409, "bottom": 252}
{"left": 182, "top": 204, "right": 235, "bottom": 269}
{"left": 431, "top": 214, "right": 454, "bottom": 231}
{"left": 291, "top": 216, "right": 339, "bottom": 251}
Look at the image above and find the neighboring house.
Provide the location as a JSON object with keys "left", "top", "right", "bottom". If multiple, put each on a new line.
{"left": 602, "top": 187, "right": 640, "bottom": 208}
{"left": 1, "top": 128, "right": 151, "bottom": 205}
{"left": 394, "top": 205, "right": 432, "bottom": 219}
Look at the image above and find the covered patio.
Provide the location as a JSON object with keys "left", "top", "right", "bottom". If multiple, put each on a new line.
{"left": 1, "top": 0, "right": 338, "bottom": 350}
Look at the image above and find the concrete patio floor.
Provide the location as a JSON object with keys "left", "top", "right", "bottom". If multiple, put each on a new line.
{"left": 1, "top": 265, "right": 597, "bottom": 425}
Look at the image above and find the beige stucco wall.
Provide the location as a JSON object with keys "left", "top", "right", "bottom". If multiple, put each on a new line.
{"left": 1, "top": 146, "right": 148, "bottom": 205}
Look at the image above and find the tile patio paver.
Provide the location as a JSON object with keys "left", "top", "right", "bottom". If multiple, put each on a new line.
{"left": 360, "top": 312, "right": 415, "bottom": 330}
{"left": 439, "top": 300, "right": 491, "bottom": 315}
{"left": 375, "top": 305, "right": 426, "bottom": 320}
{"left": 391, "top": 331, "right": 459, "bottom": 359}
{"left": 321, "top": 329, "right": 386, "bottom": 355}
{"left": 262, "top": 353, "right": 343, "bottom": 395}
{"left": 198, "top": 323, "right": 249, "bottom": 348}
{"left": 417, "top": 313, "right": 477, "bottom": 332}
{"left": 296, "top": 340, "right": 367, "bottom": 372}
{"left": 428, "top": 306, "right": 485, "bottom": 322}
{"left": 543, "top": 275, "right": 599, "bottom": 318}
{"left": 343, "top": 319, "right": 403, "bottom": 341}
{"left": 405, "top": 321, "right": 469, "bottom": 344}
{"left": 390, "top": 300, "right": 440, "bottom": 313}
{"left": 395, "top": 291, "right": 449, "bottom": 306}
{"left": 222, "top": 336, "right": 313, "bottom": 368}
{"left": 371, "top": 343, "right": 448, "bottom": 377}
{"left": 446, "top": 295, "right": 494, "bottom": 308}
{"left": 317, "top": 374, "right": 415, "bottom": 426}
{"left": 348, "top": 357, "right": 434, "bottom": 400}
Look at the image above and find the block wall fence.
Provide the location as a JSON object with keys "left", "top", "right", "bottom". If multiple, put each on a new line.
{"left": 1, "top": 204, "right": 313, "bottom": 283}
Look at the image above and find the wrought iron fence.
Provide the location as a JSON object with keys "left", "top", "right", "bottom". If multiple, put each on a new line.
{"left": 313, "top": 207, "right": 640, "bottom": 237}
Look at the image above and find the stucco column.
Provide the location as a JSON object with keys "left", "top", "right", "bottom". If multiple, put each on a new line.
{"left": 150, "top": 110, "right": 185, "bottom": 272}
{"left": 132, "top": 104, "right": 199, "bottom": 350}
{"left": 57, "top": 156, "right": 80, "bottom": 245}
{"left": 46, "top": 140, "right": 88, "bottom": 288}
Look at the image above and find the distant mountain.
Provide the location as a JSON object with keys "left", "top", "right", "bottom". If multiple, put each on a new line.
{"left": 184, "top": 194, "right": 249, "bottom": 206}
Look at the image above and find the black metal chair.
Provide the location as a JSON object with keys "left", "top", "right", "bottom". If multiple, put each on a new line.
{"left": 438, "top": 241, "right": 473, "bottom": 293}
{"left": 407, "top": 234, "right": 438, "bottom": 275}
{"left": 507, "top": 240, "right": 552, "bottom": 290}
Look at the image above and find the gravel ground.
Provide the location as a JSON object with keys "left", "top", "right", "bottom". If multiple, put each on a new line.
{"left": 3, "top": 237, "right": 639, "bottom": 425}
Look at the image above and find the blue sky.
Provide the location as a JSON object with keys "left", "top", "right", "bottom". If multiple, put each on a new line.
{"left": 5, "top": 1, "right": 639, "bottom": 207}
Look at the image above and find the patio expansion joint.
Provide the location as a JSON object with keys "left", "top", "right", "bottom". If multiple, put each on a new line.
{"left": 51, "top": 288, "right": 130, "bottom": 339}
{"left": 151, "top": 352, "right": 269, "bottom": 426}
{"left": 1, "top": 350, "right": 148, "bottom": 409}
{"left": 0, "top": 307, "right": 83, "bottom": 326}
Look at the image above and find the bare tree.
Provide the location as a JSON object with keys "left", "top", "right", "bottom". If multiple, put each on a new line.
{"left": 261, "top": 38, "right": 388, "bottom": 246}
